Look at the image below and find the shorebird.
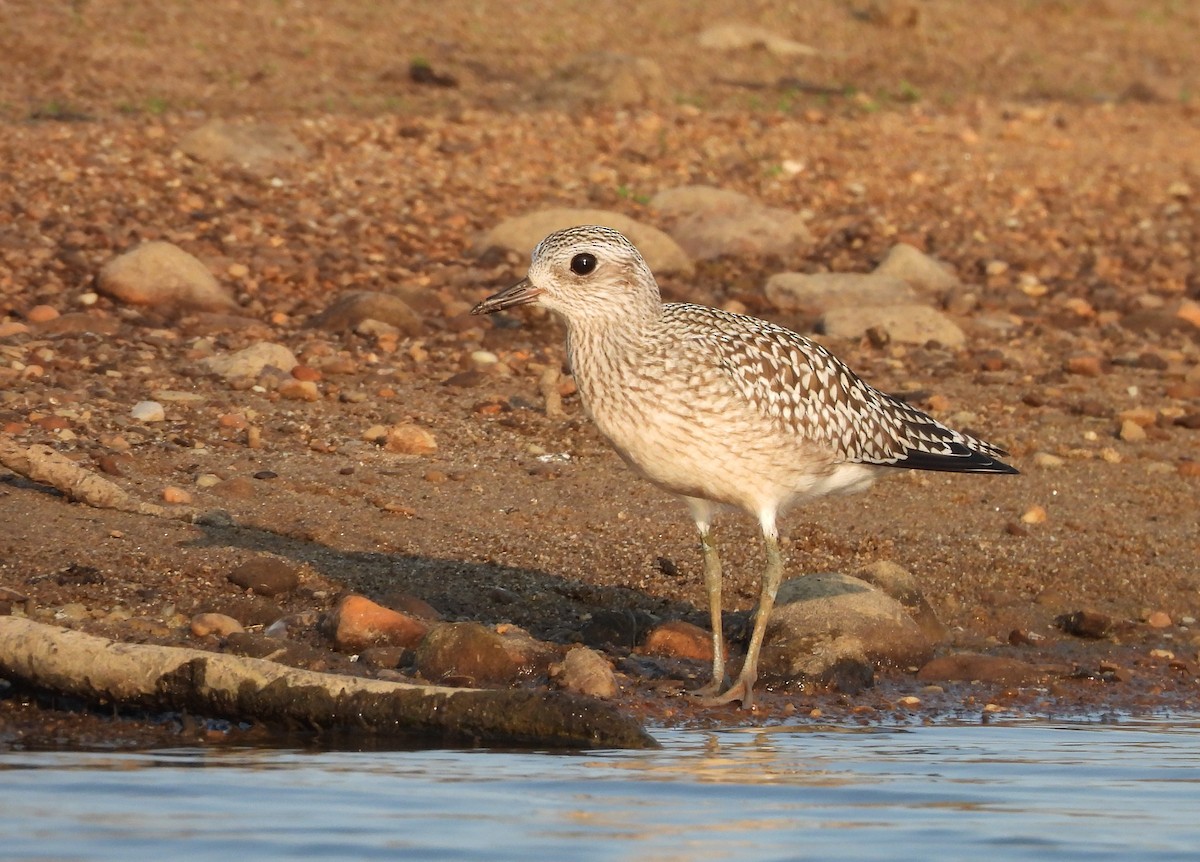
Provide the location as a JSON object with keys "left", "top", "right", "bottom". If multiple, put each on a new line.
{"left": 472, "top": 225, "right": 1017, "bottom": 709}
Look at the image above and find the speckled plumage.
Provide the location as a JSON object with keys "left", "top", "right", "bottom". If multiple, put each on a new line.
{"left": 473, "top": 225, "right": 1017, "bottom": 708}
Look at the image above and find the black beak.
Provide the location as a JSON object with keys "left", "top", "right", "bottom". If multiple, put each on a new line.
{"left": 471, "top": 278, "right": 543, "bottom": 315}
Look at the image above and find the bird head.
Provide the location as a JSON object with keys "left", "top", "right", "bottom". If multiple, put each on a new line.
{"left": 471, "top": 225, "right": 661, "bottom": 324}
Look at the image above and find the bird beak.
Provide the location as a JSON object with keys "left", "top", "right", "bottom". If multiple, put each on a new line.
{"left": 471, "top": 278, "right": 543, "bottom": 315}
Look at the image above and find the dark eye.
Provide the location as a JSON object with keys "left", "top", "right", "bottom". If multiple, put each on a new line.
{"left": 569, "top": 253, "right": 597, "bottom": 276}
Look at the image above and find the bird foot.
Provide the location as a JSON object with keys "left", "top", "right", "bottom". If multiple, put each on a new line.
{"left": 690, "top": 677, "right": 756, "bottom": 710}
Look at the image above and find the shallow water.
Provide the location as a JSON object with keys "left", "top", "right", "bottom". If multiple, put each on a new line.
{"left": 2, "top": 718, "right": 1198, "bottom": 861}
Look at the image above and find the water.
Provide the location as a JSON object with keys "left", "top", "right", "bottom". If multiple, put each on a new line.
{"left": 2, "top": 719, "right": 1198, "bottom": 861}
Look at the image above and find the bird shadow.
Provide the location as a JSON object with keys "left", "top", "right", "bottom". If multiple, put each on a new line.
{"left": 183, "top": 515, "right": 714, "bottom": 646}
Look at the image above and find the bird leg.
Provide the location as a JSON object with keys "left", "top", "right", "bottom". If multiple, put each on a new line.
{"left": 698, "top": 528, "right": 783, "bottom": 710}
{"left": 688, "top": 527, "right": 728, "bottom": 698}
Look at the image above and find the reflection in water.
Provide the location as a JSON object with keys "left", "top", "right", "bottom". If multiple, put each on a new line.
{"left": 2, "top": 719, "right": 1199, "bottom": 861}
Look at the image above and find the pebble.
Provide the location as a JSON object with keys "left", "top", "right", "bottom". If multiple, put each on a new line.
{"left": 327, "top": 594, "right": 430, "bottom": 651}
{"left": 130, "top": 400, "right": 166, "bottom": 422}
{"left": 311, "top": 290, "right": 423, "bottom": 336}
{"left": 384, "top": 423, "right": 438, "bottom": 455}
{"left": 1064, "top": 355, "right": 1104, "bottom": 376}
{"left": 161, "top": 486, "right": 192, "bottom": 505}
{"left": 190, "top": 612, "right": 245, "bottom": 637}
{"left": 1055, "top": 609, "right": 1113, "bottom": 639}
{"left": 278, "top": 379, "right": 319, "bottom": 401}
{"left": 227, "top": 557, "right": 300, "bottom": 597}
{"left": 1147, "top": 611, "right": 1173, "bottom": 629}
{"left": 552, "top": 646, "right": 618, "bottom": 699}
{"left": 1020, "top": 505, "right": 1047, "bottom": 525}
{"left": 650, "top": 185, "right": 813, "bottom": 260}
{"left": 1032, "top": 452, "right": 1065, "bottom": 469}
{"left": 27, "top": 305, "right": 60, "bottom": 323}
{"left": 1119, "top": 419, "right": 1147, "bottom": 442}
{"left": 203, "top": 342, "right": 298, "bottom": 381}
{"left": 179, "top": 120, "right": 309, "bottom": 175}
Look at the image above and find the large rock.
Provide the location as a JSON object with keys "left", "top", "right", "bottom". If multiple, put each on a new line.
{"left": 759, "top": 572, "right": 934, "bottom": 687}
{"left": 855, "top": 560, "right": 947, "bottom": 642}
{"left": 481, "top": 209, "right": 693, "bottom": 275}
{"left": 203, "top": 341, "right": 298, "bottom": 381}
{"left": 98, "top": 242, "right": 236, "bottom": 312}
{"left": 311, "top": 291, "right": 422, "bottom": 336}
{"left": 765, "top": 272, "right": 916, "bottom": 312}
{"left": 179, "top": 120, "right": 308, "bottom": 175}
{"left": 819, "top": 303, "right": 966, "bottom": 347}
{"left": 552, "top": 646, "right": 618, "bottom": 699}
{"left": 414, "top": 621, "right": 523, "bottom": 687}
{"left": 534, "top": 52, "right": 668, "bottom": 108}
{"left": 650, "top": 185, "right": 813, "bottom": 260}
{"left": 873, "top": 243, "right": 960, "bottom": 295}
{"left": 697, "top": 23, "right": 817, "bottom": 57}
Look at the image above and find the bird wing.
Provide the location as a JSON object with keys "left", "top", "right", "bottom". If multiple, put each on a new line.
{"left": 665, "top": 304, "right": 1015, "bottom": 473}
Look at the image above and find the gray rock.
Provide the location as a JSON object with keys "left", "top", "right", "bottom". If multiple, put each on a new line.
{"left": 553, "top": 646, "right": 618, "bottom": 699}
{"left": 873, "top": 243, "right": 960, "bottom": 295}
{"left": 855, "top": 560, "right": 947, "bottom": 642}
{"left": 819, "top": 303, "right": 966, "bottom": 347}
{"left": 203, "top": 342, "right": 298, "bottom": 381}
{"left": 482, "top": 209, "right": 692, "bottom": 275}
{"left": 179, "top": 120, "right": 308, "bottom": 175}
{"left": 759, "top": 572, "right": 934, "bottom": 686}
{"left": 650, "top": 185, "right": 813, "bottom": 260}
{"left": 130, "top": 400, "right": 166, "bottom": 423}
{"left": 697, "top": 22, "right": 817, "bottom": 57}
{"left": 312, "top": 291, "right": 422, "bottom": 336}
{"left": 534, "top": 52, "right": 667, "bottom": 108}
{"left": 765, "top": 272, "right": 915, "bottom": 312}
{"left": 98, "top": 241, "right": 236, "bottom": 312}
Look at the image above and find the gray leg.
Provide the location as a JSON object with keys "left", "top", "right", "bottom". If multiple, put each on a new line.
{"left": 702, "top": 522, "right": 783, "bottom": 710}
{"left": 684, "top": 498, "right": 726, "bottom": 696}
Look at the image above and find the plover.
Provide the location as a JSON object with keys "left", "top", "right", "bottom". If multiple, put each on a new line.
{"left": 473, "top": 225, "right": 1017, "bottom": 709}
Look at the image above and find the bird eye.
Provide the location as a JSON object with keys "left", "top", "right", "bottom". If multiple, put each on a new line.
{"left": 569, "top": 253, "right": 597, "bottom": 276}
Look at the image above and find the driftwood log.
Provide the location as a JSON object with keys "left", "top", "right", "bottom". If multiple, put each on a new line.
{"left": 0, "top": 617, "right": 658, "bottom": 750}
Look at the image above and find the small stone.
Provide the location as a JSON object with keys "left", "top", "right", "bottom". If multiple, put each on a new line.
{"left": 1032, "top": 452, "right": 1065, "bottom": 469}
{"left": 327, "top": 594, "right": 430, "bottom": 652}
{"left": 291, "top": 365, "right": 322, "bottom": 382}
{"left": 1178, "top": 461, "right": 1200, "bottom": 478}
{"left": 203, "top": 342, "right": 298, "bottom": 381}
{"left": 1147, "top": 611, "right": 1173, "bottom": 629}
{"left": 211, "top": 476, "right": 257, "bottom": 499}
{"left": 640, "top": 620, "right": 715, "bottom": 661}
{"left": 765, "top": 272, "right": 915, "bottom": 312}
{"left": 190, "top": 612, "right": 245, "bottom": 637}
{"left": 1021, "top": 505, "right": 1047, "bottom": 524}
{"left": 27, "top": 305, "right": 60, "bottom": 323}
{"left": 696, "top": 22, "right": 817, "bottom": 57}
{"left": 552, "top": 646, "right": 618, "bottom": 699}
{"left": 130, "top": 400, "right": 166, "bottom": 422}
{"left": 1055, "top": 609, "right": 1113, "bottom": 639}
{"left": 227, "top": 557, "right": 300, "bottom": 597}
{"left": 1064, "top": 355, "right": 1104, "bottom": 376}
{"left": 1119, "top": 419, "right": 1147, "bottom": 442}
{"left": 0, "top": 322, "right": 29, "bottom": 338}
{"left": 384, "top": 423, "right": 437, "bottom": 455}
{"left": 278, "top": 379, "right": 319, "bottom": 401}
{"left": 162, "top": 486, "right": 192, "bottom": 505}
